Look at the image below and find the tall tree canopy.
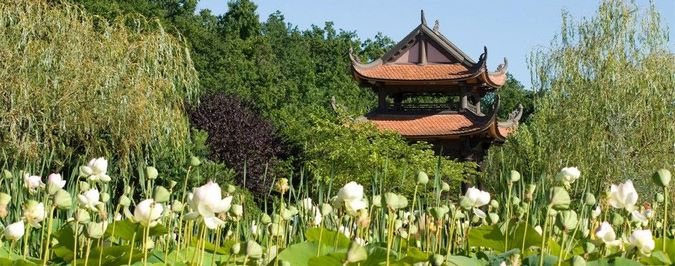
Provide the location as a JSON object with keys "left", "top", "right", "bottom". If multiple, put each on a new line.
{"left": 485, "top": 0, "right": 675, "bottom": 194}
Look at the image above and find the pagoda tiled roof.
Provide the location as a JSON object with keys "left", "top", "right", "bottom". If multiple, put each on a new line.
{"left": 365, "top": 112, "right": 493, "bottom": 137}
{"left": 353, "top": 63, "right": 473, "bottom": 81}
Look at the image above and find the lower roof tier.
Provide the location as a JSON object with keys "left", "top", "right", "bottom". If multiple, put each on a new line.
{"left": 363, "top": 112, "right": 514, "bottom": 141}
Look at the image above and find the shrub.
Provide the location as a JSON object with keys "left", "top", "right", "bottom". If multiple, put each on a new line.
{"left": 188, "top": 92, "right": 286, "bottom": 197}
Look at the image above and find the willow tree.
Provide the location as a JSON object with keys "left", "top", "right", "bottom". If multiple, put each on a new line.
{"left": 485, "top": 0, "right": 675, "bottom": 194}
{"left": 0, "top": 1, "right": 199, "bottom": 175}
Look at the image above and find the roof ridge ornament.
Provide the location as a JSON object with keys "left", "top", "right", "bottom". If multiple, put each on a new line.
{"left": 433, "top": 20, "right": 440, "bottom": 32}
{"left": 421, "top": 10, "right": 427, "bottom": 25}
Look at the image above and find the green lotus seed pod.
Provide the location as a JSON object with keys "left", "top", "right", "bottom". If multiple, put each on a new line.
{"left": 153, "top": 186, "right": 171, "bottom": 203}
{"left": 119, "top": 195, "right": 131, "bottom": 207}
{"left": 441, "top": 182, "right": 450, "bottom": 192}
{"left": 584, "top": 241, "right": 596, "bottom": 254}
{"left": 100, "top": 192, "right": 110, "bottom": 203}
{"left": 510, "top": 170, "right": 521, "bottom": 183}
{"left": 511, "top": 196, "right": 521, "bottom": 206}
{"left": 2, "top": 169, "right": 12, "bottom": 179}
{"left": 146, "top": 166, "right": 159, "bottom": 180}
{"left": 372, "top": 195, "right": 382, "bottom": 208}
{"left": 488, "top": 212, "right": 500, "bottom": 225}
{"left": 0, "top": 193, "right": 11, "bottom": 205}
{"left": 54, "top": 190, "right": 72, "bottom": 209}
{"left": 227, "top": 185, "right": 236, "bottom": 193}
{"left": 320, "top": 203, "right": 333, "bottom": 215}
{"left": 384, "top": 192, "right": 399, "bottom": 210}
{"left": 75, "top": 209, "right": 91, "bottom": 223}
{"left": 571, "top": 256, "right": 587, "bottom": 266}
{"left": 584, "top": 193, "right": 596, "bottom": 206}
{"left": 459, "top": 196, "right": 473, "bottom": 210}
{"left": 261, "top": 213, "right": 272, "bottom": 224}
{"left": 190, "top": 156, "right": 201, "bottom": 167}
{"left": 172, "top": 200, "right": 184, "bottom": 212}
{"left": 396, "top": 195, "right": 408, "bottom": 209}
{"left": 430, "top": 206, "right": 449, "bottom": 220}
{"left": 231, "top": 204, "right": 244, "bottom": 217}
{"left": 549, "top": 187, "right": 571, "bottom": 210}
{"left": 86, "top": 221, "right": 107, "bottom": 239}
{"left": 409, "top": 224, "right": 419, "bottom": 234}
{"left": 168, "top": 180, "right": 178, "bottom": 189}
{"left": 557, "top": 210, "right": 578, "bottom": 231}
{"left": 79, "top": 181, "right": 90, "bottom": 192}
{"left": 653, "top": 169, "right": 672, "bottom": 187}
{"left": 346, "top": 241, "right": 368, "bottom": 262}
{"left": 416, "top": 171, "right": 429, "bottom": 185}
{"left": 490, "top": 199, "right": 499, "bottom": 209}
{"left": 246, "top": 240, "right": 263, "bottom": 259}
{"left": 656, "top": 193, "right": 665, "bottom": 203}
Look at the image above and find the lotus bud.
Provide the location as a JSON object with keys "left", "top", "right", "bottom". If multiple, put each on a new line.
{"left": 653, "top": 169, "right": 671, "bottom": 187}
{"left": 591, "top": 206, "right": 601, "bottom": 219}
{"left": 54, "top": 189, "right": 72, "bottom": 209}
{"left": 119, "top": 195, "right": 131, "bottom": 207}
{"left": 4, "top": 220, "right": 24, "bottom": 241}
{"left": 396, "top": 195, "right": 408, "bottom": 209}
{"left": 171, "top": 200, "right": 183, "bottom": 212}
{"left": 611, "top": 213, "right": 624, "bottom": 227}
{"left": 409, "top": 224, "right": 419, "bottom": 235}
{"left": 190, "top": 156, "right": 201, "bottom": 167}
{"left": 416, "top": 171, "right": 429, "bottom": 185}
{"left": 372, "top": 195, "right": 382, "bottom": 208}
{"left": 87, "top": 221, "right": 107, "bottom": 239}
{"left": 261, "top": 213, "right": 272, "bottom": 224}
{"left": 47, "top": 173, "right": 66, "bottom": 195}
{"left": 584, "top": 193, "right": 596, "bottom": 206}
{"left": 346, "top": 241, "right": 368, "bottom": 263}
{"left": 441, "top": 182, "right": 450, "bottom": 192}
{"left": 525, "top": 184, "right": 536, "bottom": 201}
{"left": 430, "top": 206, "right": 449, "bottom": 220}
{"left": 656, "top": 193, "right": 665, "bottom": 203}
{"left": 143, "top": 166, "right": 158, "bottom": 180}
{"left": 245, "top": 240, "right": 263, "bottom": 259}
{"left": 459, "top": 196, "right": 473, "bottom": 210}
{"left": 320, "top": 203, "right": 333, "bottom": 216}
{"left": 490, "top": 200, "right": 499, "bottom": 209}
{"left": 384, "top": 192, "right": 399, "bottom": 210}
{"left": 153, "top": 186, "right": 171, "bottom": 203}
{"left": 226, "top": 185, "right": 236, "bottom": 194}
{"left": 430, "top": 254, "right": 445, "bottom": 266}
{"left": 231, "top": 242, "right": 241, "bottom": 254}
{"left": 510, "top": 170, "right": 521, "bottom": 183}
{"left": 79, "top": 181, "right": 90, "bottom": 192}
{"left": 231, "top": 204, "right": 244, "bottom": 218}
{"left": 2, "top": 170, "right": 12, "bottom": 179}
{"left": 549, "top": 187, "right": 571, "bottom": 209}
{"left": 557, "top": 210, "right": 578, "bottom": 231}
{"left": 471, "top": 214, "right": 480, "bottom": 224}
{"left": 488, "top": 212, "right": 500, "bottom": 225}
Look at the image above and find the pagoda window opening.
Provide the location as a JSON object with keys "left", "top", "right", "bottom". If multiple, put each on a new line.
{"left": 381, "top": 92, "right": 459, "bottom": 112}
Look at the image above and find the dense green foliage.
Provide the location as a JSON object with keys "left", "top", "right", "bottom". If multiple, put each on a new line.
{"left": 0, "top": 1, "right": 199, "bottom": 176}
{"left": 485, "top": 0, "right": 675, "bottom": 195}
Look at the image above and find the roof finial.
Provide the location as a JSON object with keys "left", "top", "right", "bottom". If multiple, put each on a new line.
{"left": 433, "top": 20, "right": 440, "bottom": 32}
{"left": 421, "top": 10, "right": 427, "bottom": 25}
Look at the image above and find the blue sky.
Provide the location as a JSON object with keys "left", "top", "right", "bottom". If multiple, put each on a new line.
{"left": 196, "top": 1, "right": 674, "bottom": 88}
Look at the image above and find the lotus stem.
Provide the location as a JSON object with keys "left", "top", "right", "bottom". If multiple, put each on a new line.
{"left": 42, "top": 205, "right": 56, "bottom": 266}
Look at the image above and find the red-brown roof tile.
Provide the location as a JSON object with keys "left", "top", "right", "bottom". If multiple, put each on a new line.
{"left": 366, "top": 113, "right": 490, "bottom": 137}
{"left": 354, "top": 63, "right": 473, "bottom": 81}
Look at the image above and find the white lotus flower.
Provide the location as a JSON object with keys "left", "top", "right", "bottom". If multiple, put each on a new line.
{"left": 134, "top": 199, "right": 164, "bottom": 227}
{"left": 556, "top": 167, "right": 581, "bottom": 184}
{"left": 250, "top": 221, "right": 259, "bottom": 237}
{"left": 465, "top": 187, "right": 490, "bottom": 218}
{"left": 465, "top": 187, "right": 491, "bottom": 208}
{"left": 300, "top": 198, "right": 313, "bottom": 211}
{"left": 187, "top": 181, "right": 233, "bottom": 229}
{"left": 628, "top": 229, "right": 655, "bottom": 256}
{"left": 23, "top": 174, "right": 43, "bottom": 191}
{"left": 4, "top": 220, "right": 24, "bottom": 241}
{"left": 608, "top": 180, "right": 638, "bottom": 211}
{"left": 534, "top": 225, "right": 543, "bottom": 235}
{"left": 595, "top": 222, "right": 622, "bottom": 247}
{"left": 81, "top": 157, "right": 110, "bottom": 182}
{"left": 345, "top": 199, "right": 368, "bottom": 216}
{"left": 78, "top": 188, "right": 100, "bottom": 210}
{"left": 337, "top": 182, "right": 364, "bottom": 203}
{"left": 47, "top": 173, "right": 66, "bottom": 189}
{"left": 23, "top": 201, "right": 46, "bottom": 228}
{"left": 311, "top": 207, "right": 322, "bottom": 226}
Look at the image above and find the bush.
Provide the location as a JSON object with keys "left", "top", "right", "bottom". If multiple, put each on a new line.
{"left": 188, "top": 92, "right": 287, "bottom": 197}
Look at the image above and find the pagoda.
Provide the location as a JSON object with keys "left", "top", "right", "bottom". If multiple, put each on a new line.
{"left": 349, "top": 11, "right": 522, "bottom": 164}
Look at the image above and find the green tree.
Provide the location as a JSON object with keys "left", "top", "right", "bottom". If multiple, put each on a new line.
{"left": 485, "top": 0, "right": 675, "bottom": 195}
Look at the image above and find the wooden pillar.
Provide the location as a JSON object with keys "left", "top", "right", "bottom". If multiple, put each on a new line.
{"left": 378, "top": 90, "right": 387, "bottom": 111}
{"left": 475, "top": 96, "right": 481, "bottom": 115}
{"left": 460, "top": 90, "right": 468, "bottom": 112}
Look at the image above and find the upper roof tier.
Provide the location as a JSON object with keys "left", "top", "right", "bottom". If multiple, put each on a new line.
{"left": 350, "top": 11, "right": 508, "bottom": 89}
